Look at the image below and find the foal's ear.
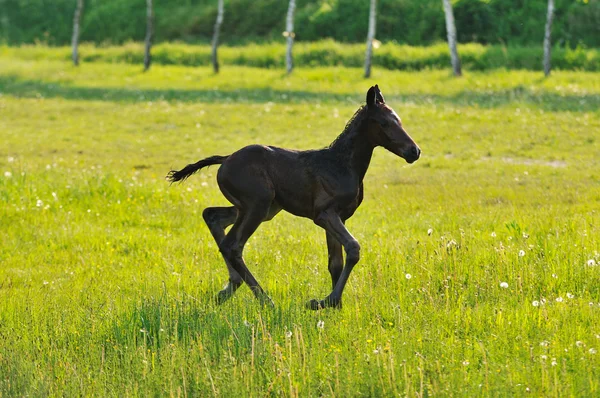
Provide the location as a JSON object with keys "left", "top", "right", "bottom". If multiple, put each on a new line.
{"left": 366, "top": 86, "right": 377, "bottom": 108}
{"left": 374, "top": 84, "right": 385, "bottom": 104}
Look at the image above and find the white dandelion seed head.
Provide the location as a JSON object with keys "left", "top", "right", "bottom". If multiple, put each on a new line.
{"left": 491, "top": 232, "right": 497, "bottom": 237}
{"left": 523, "top": 233, "right": 529, "bottom": 239}
{"left": 405, "top": 273, "right": 412, "bottom": 280}
{"left": 556, "top": 297, "right": 564, "bottom": 303}
{"left": 3, "top": 171, "right": 11, "bottom": 178}
{"left": 427, "top": 228, "right": 433, "bottom": 236}
{"left": 317, "top": 320, "right": 325, "bottom": 329}
{"left": 587, "top": 259, "right": 596, "bottom": 267}
{"left": 590, "top": 348, "right": 597, "bottom": 354}
{"left": 446, "top": 239, "right": 457, "bottom": 248}
{"left": 551, "top": 359, "right": 557, "bottom": 366}
{"left": 576, "top": 341, "right": 584, "bottom": 347}
{"left": 7, "top": 156, "right": 15, "bottom": 163}
{"left": 532, "top": 300, "right": 540, "bottom": 307}
{"left": 500, "top": 282, "right": 509, "bottom": 289}
{"left": 373, "top": 349, "right": 380, "bottom": 354}
{"left": 540, "top": 355, "right": 547, "bottom": 360}
{"left": 36, "top": 199, "right": 43, "bottom": 207}
{"left": 462, "top": 360, "right": 469, "bottom": 366}
{"left": 590, "top": 302, "right": 595, "bottom": 307}
{"left": 243, "top": 320, "right": 251, "bottom": 328}
{"left": 552, "top": 274, "right": 558, "bottom": 279}
{"left": 519, "top": 250, "right": 526, "bottom": 257}
{"left": 540, "top": 340, "right": 549, "bottom": 347}
{"left": 285, "top": 330, "right": 293, "bottom": 339}
{"left": 567, "top": 293, "right": 574, "bottom": 299}
{"left": 541, "top": 298, "right": 547, "bottom": 305}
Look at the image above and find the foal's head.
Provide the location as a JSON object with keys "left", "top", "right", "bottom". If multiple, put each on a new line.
{"left": 365, "top": 85, "right": 421, "bottom": 163}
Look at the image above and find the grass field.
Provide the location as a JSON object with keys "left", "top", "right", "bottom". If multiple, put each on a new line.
{"left": 1, "top": 53, "right": 600, "bottom": 396}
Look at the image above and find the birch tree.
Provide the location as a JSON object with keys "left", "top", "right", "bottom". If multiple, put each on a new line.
{"left": 364, "top": 0, "right": 376, "bottom": 78}
{"left": 211, "top": 0, "right": 224, "bottom": 73}
{"left": 442, "top": 0, "right": 462, "bottom": 77}
{"left": 285, "top": 0, "right": 296, "bottom": 75}
{"left": 71, "top": 0, "right": 84, "bottom": 66}
{"left": 543, "top": 0, "right": 555, "bottom": 77}
{"left": 144, "top": 0, "right": 153, "bottom": 71}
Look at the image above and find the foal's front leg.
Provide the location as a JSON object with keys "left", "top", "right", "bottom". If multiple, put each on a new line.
{"left": 308, "top": 210, "right": 360, "bottom": 310}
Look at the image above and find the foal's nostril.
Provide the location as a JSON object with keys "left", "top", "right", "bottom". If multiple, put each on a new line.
{"left": 411, "top": 146, "right": 421, "bottom": 159}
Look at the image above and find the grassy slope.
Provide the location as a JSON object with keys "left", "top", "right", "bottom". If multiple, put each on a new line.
{"left": 1, "top": 57, "right": 600, "bottom": 396}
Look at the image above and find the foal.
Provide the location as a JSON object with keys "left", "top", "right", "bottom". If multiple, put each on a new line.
{"left": 168, "top": 85, "right": 420, "bottom": 309}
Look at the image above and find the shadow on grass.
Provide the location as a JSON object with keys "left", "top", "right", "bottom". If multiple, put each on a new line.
{"left": 1, "top": 75, "right": 598, "bottom": 112}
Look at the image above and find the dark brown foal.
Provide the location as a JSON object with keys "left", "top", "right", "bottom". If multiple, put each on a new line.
{"left": 168, "top": 85, "right": 420, "bottom": 309}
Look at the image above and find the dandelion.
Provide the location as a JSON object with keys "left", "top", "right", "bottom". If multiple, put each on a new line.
{"left": 556, "top": 297, "right": 564, "bottom": 303}
{"left": 405, "top": 273, "right": 412, "bottom": 280}
{"left": 590, "top": 302, "right": 595, "bottom": 307}
{"left": 576, "top": 341, "right": 584, "bottom": 347}
{"left": 541, "top": 298, "right": 547, "bottom": 305}
{"left": 462, "top": 360, "right": 469, "bottom": 366}
{"left": 373, "top": 349, "right": 380, "bottom": 354}
{"left": 523, "top": 233, "right": 529, "bottom": 239}
{"left": 3, "top": 171, "right": 11, "bottom": 178}
{"left": 551, "top": 359, "right": 557, "bottom": 366}
{"left": 285, "top": 330, "right": 293, "bottom": 339}
{"left": 532, "top": 300, "right": 540, "bottom": 307}
{"left": 587, "top": 259, "right": 596, "bottom": 267}
{"left": 201, "top": 181, "right": 208, "bottom": 187}
{"left": 43, "top": 281, "right": 49, "bottom": 285}
{"left": 491, "top": 232, "right": 496, "bottom": 237}
{"left": 427, "top": 228, "right": 433, "bottom": 236}
{"left": 540, "top": 355, "right": 547, "bottom": 360}
{"left": 567, "top": 293, "right": 574, "bottom": 299}
{"left": 500, "top": 282, "right": 509, "bottom": 288}
{"left": 36, "top": 199, "right": 43, "bottom": 207}
{"left": 243, "top": 320, "right": 251, "bottom": 327}
{"left": 590, "top": 348, "right": 597, "bottom": 354}
{"left": 552, "top": 274, "right": 558, "bottom": 279}
{"left": 7, "top": 156, "right": 14, "bottom": 163}
{"left": 519, "top": 250, "right": 526, "bottom": 257}
{"left": 446, "top": 239, "right": 457, "bottom": 248}
{"left": 540, "top": 340, "right": 549, "bottom": 347}
{"left": 317, "top": 320, "right": 325, "bottom": 329}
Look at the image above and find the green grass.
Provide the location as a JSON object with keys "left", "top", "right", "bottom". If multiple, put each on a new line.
{"left": 1, "top": 55, "right": 600, "bottom": 396}
{"left": 2, "top": 40, "right": 599, "bottom": 71}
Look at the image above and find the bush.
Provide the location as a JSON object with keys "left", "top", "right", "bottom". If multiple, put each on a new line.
{"left": 0, "top": 0, "right": 598, "bottom": 48}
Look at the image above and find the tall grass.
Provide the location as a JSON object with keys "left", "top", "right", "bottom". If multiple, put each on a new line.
{"left": 2, "top": 40, "right": 599, "bottom": 71}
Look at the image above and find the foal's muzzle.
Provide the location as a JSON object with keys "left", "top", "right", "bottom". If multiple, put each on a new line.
{"left": 403, "top": 145, "right": 421, "bottom": 164}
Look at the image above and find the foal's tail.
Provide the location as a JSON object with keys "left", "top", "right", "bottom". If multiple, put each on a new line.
{"left": 166, "top": 155, "right": 229, "bottom": 183}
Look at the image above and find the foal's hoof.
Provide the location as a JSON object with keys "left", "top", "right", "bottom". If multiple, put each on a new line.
{"left": 306, "top": 298, "right": 342, "bottom": 310}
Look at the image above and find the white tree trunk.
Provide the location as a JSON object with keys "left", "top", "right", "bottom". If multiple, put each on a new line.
{"left": 442, "top": 0, "right": 462, "bottom": 77}
{"left": 543, "top": 0, "right": 555, "bottom": 77}
{"left": 71, "top": 0, "right": 84, "bottom": 66}
{"left": 285, "top": 0, "right": 296, "bottom": 75}
{"left": 144, "top": 0, "right": 153, "bottom": 71}
{"left": 211, "top": 0, "right": 224, "bottom": 74}
{"left": 364, "top": 0, "right": 376, "bottom": 78}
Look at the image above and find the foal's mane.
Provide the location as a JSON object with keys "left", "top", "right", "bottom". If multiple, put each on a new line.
{"left": 328, "top": 105, "right": 368, "bottom": 149}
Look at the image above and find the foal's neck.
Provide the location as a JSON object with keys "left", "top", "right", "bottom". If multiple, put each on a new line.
{"left": 328, "top": 108, "right": 375, "bottom": 180}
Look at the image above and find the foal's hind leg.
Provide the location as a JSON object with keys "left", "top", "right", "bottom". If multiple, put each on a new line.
{"left": 219, "top": 200, "right": 275, "bottom": 306}
{"left": 203, "top": 206, "right": 242, "bottom": 304}
{"left": 326, "top": 232, "right": 343, "bottom": 291}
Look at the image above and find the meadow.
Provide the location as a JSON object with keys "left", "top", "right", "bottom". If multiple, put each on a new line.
{"left": 1, "top": 51, "right": 600, "bottom": 396}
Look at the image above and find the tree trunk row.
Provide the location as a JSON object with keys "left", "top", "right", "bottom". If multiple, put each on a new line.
{"left": 68, "top": 0, "right": 556, "bottom": 78}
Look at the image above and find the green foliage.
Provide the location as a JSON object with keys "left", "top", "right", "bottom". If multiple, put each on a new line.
{"left": 3, "top": 41, "right": 599, "bottom": 71}
{"left": 1, "top": 54, "right": 600, "bottom": 395}
{"left": 0, "top": 0, "right": 599, "bottom": 47}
